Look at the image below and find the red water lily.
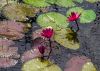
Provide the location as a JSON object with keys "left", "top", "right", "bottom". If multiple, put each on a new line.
{"left": 67, "top": 12, "right": 81, "bottom": 22}
{"left": 38, "top": 46, "right": 46, "bottom": 54}
{"left": 41, "top": 27, "right": 54, "bottom": 38}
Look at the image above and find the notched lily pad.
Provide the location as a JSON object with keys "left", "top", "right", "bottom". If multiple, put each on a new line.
{"left": 0, "top": 21, "right": 26, "bottom": 40}
{"left": 55, "top": 0, "right": 75, "bottom": 8}
{"left": 22, "top": 58, "right": 62, "bottom": 71}
{"left": 73, "top": 0, "right": 83, "bottom": 3}
{"left": 86, "top": 0, "right": 100, "bottom": 3}
{"left": 1, "top": 3, "right": 37, "bottom": 21}
{"left": 82, "top": 62, "right": 97, "bottom": 71}
{"left": 64, "top": 56, "right": 90, "bottom": 71}
{"left": 0, "top": 39, "right": 20, "bottom": 68}
{"left": 54, "top": 28, "right": 80, "bottom": 50}
{"left": 23, "top": 0, "right": 50, "bottom": 7}
{"left": 80, "top": 10, "right": 96, "bottom": 23}
{"left": 66, "top": 7, "right": 84, "bottom": 18}
{"left": 37, "top": 12, "right": 69, "bottom": 30}
{"left": 0, "top": 0, "right": 16, "bottom": 10}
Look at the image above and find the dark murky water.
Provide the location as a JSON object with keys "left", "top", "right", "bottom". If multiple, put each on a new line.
{"left": 0, "top": 1, "right": 100, "bottom": 71}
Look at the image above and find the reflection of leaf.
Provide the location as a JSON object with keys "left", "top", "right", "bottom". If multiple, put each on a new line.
{"left": 23, "top": 0, "right": 50, "bottom": 7}
{"left": 1, "top": 3, "right": 37, "bottom": 21}
{"left": 22, "top": 58, "right": 62, "bottom": 71}
{"left": 64, "top": 56, "right": 91, "bottom": 71}
{"left": 80, "top": 10, "right": 96, "bottom": 23}
{"left": 37, "top": 12, "right": 69, "bottom": 30}
{"left": 54, "top": 28, "right": 80, "bottom": 50}
{"left": 82, "top": 62, "right": 97, "bottom": 71}
{"left": 66, "top": 30, "right": 79, "bottom": 43}
{"left": 0, "top": 21, "right": 26, "bottom": 40}
{"left": 86, "top": 0, "right": 100, "bottom": 3}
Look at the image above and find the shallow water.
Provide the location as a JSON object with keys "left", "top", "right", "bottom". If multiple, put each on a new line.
{"left": 0, "top": 1, "right": 100, "bottom": 71}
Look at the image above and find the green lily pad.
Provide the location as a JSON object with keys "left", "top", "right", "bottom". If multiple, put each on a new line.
{"left": 73, "top": 0, "right": 83, "bottom": 3}
{"left": 0, "top": 0, "right": 16, "bottom": 10}
{"left": 22, "top": 58, "right": 62, "bottom": 71}
{"left": 37, "top": 12, "right": 69, "bottom": 30}
{"left": 45, "top": 0, "right": 57, "bottom": 4}
{"left": 23, "top": 0, "right": 50, "bottom": 7}
{"left": 1, "top": 3, "right": 37, "bottom": 21}
{"left": 86, "top": 0, "right": 100, "bottom": 3}
{"left": 55, "top": 0, "right": 75, "bottom": 8}
{"left": 82, "top": 62, "right": 97, "bottom": 71}
{"left": 54, "top": 28, "right": 80, "bottom": 50}
{"left": 37, "top": 12, "right": 79, "bottom": 50}
{"left": 66, "top": 7, "right": 84, "bottom": 18}
{"left": 80, "top": 10, "right": 96, "bottom": 23}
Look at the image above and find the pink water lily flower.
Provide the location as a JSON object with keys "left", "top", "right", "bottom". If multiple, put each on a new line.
{"left": 41, "top": 27, "right": 54, "bottom": 38}
{"left": 67, "top": 12, "right": 81, "bottom": 22}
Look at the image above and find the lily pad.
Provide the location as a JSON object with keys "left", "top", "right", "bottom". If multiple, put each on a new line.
{"left": 23, "top": 0, "right": 50, "bottom": 7}
{"left": 86, "top": 0, "right": 100, "bottom": 3}
{"left": 66, "top": 7, "right": 84, "bottom": 18}
{"left": 80, "top": 10, "right": 96, "bottom": 23}
{"left": 0, "top": 21, "right": 26, "bottom": 40}
{"left": 1, "top": 3, "right": 37, "bottom": 21}
{"left": 0, "top": 39, "right": 20, "bottom": 68}
{"left": 73, "top": 0, "right": 83, "bottom": 3}
{"left": 0, "top": 0, "right": 16, "bottom": 10}
{"left": 54, "top": 28, "right": 80, "bottom": 50}
{"left": 82, "top": 62, "right": 97, "bottom": 71}
{"left": 55, "top": 0, "right": 75, "bottom": 8}
{"left": 22, "top": 58, "right": 62, "bottom": 71}
{"left": 46, "top": 0, "right": 57, "bottom": 4}
{"left": 37, "top": 12, "right": 69, "bottom": 30}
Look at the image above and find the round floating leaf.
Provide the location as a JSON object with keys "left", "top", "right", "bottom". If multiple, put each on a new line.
{"left": 23, "top": 0, "right": 50, "bottom": 7}
{"left": 64, "top": 56, "right": 91, "bottom": 71}
{"left": 1, "top": 3, "right": 37, "bottom": 21}
{"left": 82, "top": 62, "right": 97, "bottom": 71}
{"left": 0, "top": 40, "right": 20, "bottom": 68}
{"left": 80, "top": 10, "right": 96, "bottom": 23}
{"left": 46, "top": 0, "right": 56, "bottom": 4}
{"left": 21, "top": 48, "right": 42, "bottom": 63}
{"left": 55, "top": 0, "right": 75, "bottom": 8}
{"left": 37, "top": 12, "right": 69, "bottom": 30}
{"left": 66, "top": 7, "right": 84, "bottom": 17}
{"left": 54, "top": 28, "right": 80, "bottom": 50}
{"left": 0, "top": 21, "right": 26, "bottom": 40}
{"left": 86, "top": 0, "right": 100, "bottom": 3}
{"left": 73, "top": 0, "right": 83, "bottom": 3}
{"left": 0, "top": 0, "right": 16, "bottom": 10}
{"left": 22, "top": 58, "right": 62, "bottom": 71}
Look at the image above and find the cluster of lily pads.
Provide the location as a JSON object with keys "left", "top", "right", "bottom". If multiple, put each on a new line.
{"left": 0, "top": 0, "right": 98, "bottom": 71}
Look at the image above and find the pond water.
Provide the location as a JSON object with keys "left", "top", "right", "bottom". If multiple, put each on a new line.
{"left": 0, "top": 0, "right": 100, "bottom": 71}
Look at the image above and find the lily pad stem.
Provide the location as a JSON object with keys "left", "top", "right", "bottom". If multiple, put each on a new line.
{"left": 47, "top": 39, "right": 52, "bottom": 59}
